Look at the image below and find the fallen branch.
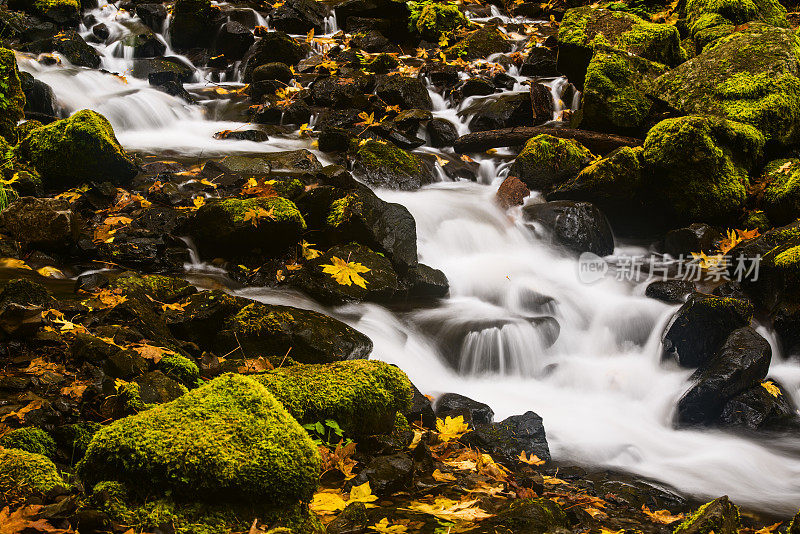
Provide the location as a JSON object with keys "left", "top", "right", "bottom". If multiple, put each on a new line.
{"left": 453, "top": 126, "right": 643, "bottom": 155}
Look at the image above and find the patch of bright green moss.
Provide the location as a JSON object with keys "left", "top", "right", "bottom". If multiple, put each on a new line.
{"left": 0, "top": 447, "right": 65, "bottom": 503}
{"left": 327, "top": 193, "right": 363, "bottom": 228}
{"left": 254, "top": 359, "right": 413, "bottom": 437}
{"left": 157, "top": 352, "right": 200, "bottom": 387}
{"left": 444, "top": 25, "right": 511, "bottom": 59}
{"left": 79, "top": 374, "right": 321, "bottom": 506}
{"left": 112, "top": 274, "right": 195, "bottom": 303}
{"left": 219, "top": 196, "right": 306, "bottom": 228}
{"left": 0, "top": 47, "right": 25, "bottom": 144}
{"left": 0, "top": 427, "right": 56, "bottom": 458}
{"left": 355, "top": 140, "right": 423, "bottom": 176}
{"left": 408, "top": 1, "right": 466, "bottom": 40}
{"left": 761, "top": 158, "right": 800, "bottom": 225}
{"left": 510, "top": 134, "right": 594, "bottom": 190}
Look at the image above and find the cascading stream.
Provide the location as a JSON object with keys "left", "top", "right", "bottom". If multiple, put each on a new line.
{"left": 18, "top": 0, "right": 800, "bottom": 514}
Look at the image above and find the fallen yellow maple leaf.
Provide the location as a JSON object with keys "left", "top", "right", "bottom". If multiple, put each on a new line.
{"left": 309, "top": 491, "right": 346, "bottom": 514}
{"left": 642, "top": 505, "right": 684, "bottom": 524}
{"left": 432, "top": 469, "right": 456, "bottom": 482}
{"left": 436, "top": 415, "right": 469, "bottom": 443}
{"left": 404, "top": 497, "right": 493, "bottom": 521}
{"left": 762, "top": 381, "right": 781, "bottom": 397}
{"left": 320, "top": 256, "right": 371, "bottom": 288}
{"left": 348, "top": 482, "right": 378, "bottom": 506}
{"left": 518, "top": 451, "right": 545, "bottom": 466}
{"left": 369, "top": 518, "right": 408, "bottom": 533}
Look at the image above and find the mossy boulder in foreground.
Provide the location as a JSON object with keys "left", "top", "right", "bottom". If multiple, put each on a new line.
{"left": 651, "top": 23, "right": 800, "bottom": 146}
{"left": 0, "top": 47, "right": 26, "bottom": 144}
{"left": 679, "top": 0, "right": 787, "bottom": 46}
{"left": 15, "top": 109, "right": 138, "bottom": 188}
{"left": 409, "top": 1, "right": 466, "bottom": 40}
{"left": 510, "top": 134, "right": 595, "bottom": 191}
{"left": 254, "top": 359, "right": 413, "bottom": 437}
{"left": 0, "top": 447, "right": 65, "bottom": 504}
{"left": 352, "top": 140, "right": 435, "bottom": 190}
{"left": 7, "top": 0, "right": 80, "bottom": 25}
{"left": 79, "top": 373, "right": 321, "bottom": 506}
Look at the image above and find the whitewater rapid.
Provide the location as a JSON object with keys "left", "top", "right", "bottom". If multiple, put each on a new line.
{"left": 14, "top": 0, "right": 800, "bottom": 513}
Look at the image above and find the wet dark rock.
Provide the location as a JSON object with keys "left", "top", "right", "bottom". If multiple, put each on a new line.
{"left": 460, "top": 92, "right": 533, "bottom": 132}
{"left": 521, "top": 46, "right": 560, "bottom": 77}
{"left": 0, "top": 197, "right": 78, "bottom": 250}
{"left": 334, "top": 0, "right": 410, "bottom": 42}
{"left": 252, "top": 62, "right": 293, "bottom": 84}
{"left": 427, "top": 118, "right": 458, "bottom": 148}
{"left": 434, "top": 393, "right": 494, "bottom": 425}
{"left": 347, "top": 453, "right": 413, "bottom": 496}
{"left": 351, "top": 30, "right": 398, "bottom": 53}
{"left": 291, "top": 243, "right": 400, "bottom": 304}
{"left": 213, "top": 21, "right": 254, "bottom": 61}
{"left": 664, "top": 224, "right": 723, "bottom": 258}
{"left": 720, "top": 379, "right": 800, "bottom": 431}
{"left": 458, "top": 77, "right": 495, "bottom": 99}
{"left": 310, "top": 74, "right": 375, "bottom": 108}
{"left": 25, "top": 30, "right": 100, "bottom": 68}
{"left": 511, "top": 134, "right": 595, "bottom": 192}
{"left": 214, "top": 129, "right": 268, "bottom": 142}
{"left": 282, "top": 100, "right": 312, "bottom": 125}
{"left": 351, "top": 139, "right": 436, "bottom": 191}
{"left": 422, "top": 62, "right": 460, "bottom": 88}
{"left": 135, "top": 4, "right": 167, "bottom": 32}
{"left": 393, "top": 109, "right": 432, "bottom": 133}
{"left": 376, "top": 75, "right": 433, "bottom": 111}
{"left": 270, "top": 0, "right": 326, "bottom": 34}
{"left": 407, "top": 383, "right": 435, "bottom": 429}
{"left": 489, "top": 498, "right": 569, "bottom": 532}
{"left": 345, "top": 16, "right": 391, "bottom": 35}
{"left": 8, "top": 0, "right": 79, "bottom": 25}
{"left": 662, "top": 293, "right": 753, "bottom": 368}
{"left": 645, "top": 280, "right": 694, "bottom": 304}
{"left": 131, "top": 57, "right": 195, "bottom": 83}
{"left": 406, "top": 264, "right": 449, "bottom": 299}
{"left": 242, "top": 31, "right": 310, "bottom": 81}
{"left": 0, "top": 279, "right": 53, "bottom": 336}
{"left": 674, "top": 496, "right": 740, "bottom": 534}
{"left": 153, "top": 79, "right": 195, "bottom": 103}
{"left": 92, "top": 22, "right": 110, "bottom": 40}
{"left": 135, "top": 371, "right": 186, "bottom": 404}
{"left": 319, "top": 127, "right": 352, "bottom": 152}
{"left": 326, "top": 502, "right": 369, "bottom": 534}
{"left": 676, "top": 327, "right": 771, "bottom": 427}
{"left": 103, "top": 349, "right": 149, "bottom": 379}
{"left": 462, "top": 411, "right": 551, "bottom": 466}
{"left": 169, "top": 0, "right": 219, "bottom": 50}
{"left": 496, "top": 176, "right": 530, "bottom": 209}
{"left": 530, "top": 82, "right": 555, "bottom": 124}
{"left": 19, "top": 71, "right": 58, "bottom": 118}
{"left": 122, "top": 25, "right": 166, "bottom": 58}
{"left": 445, "top": 25, "right": 512, "bottom": 60}
{"left": 523, "top": 200, "right": 614, "bottom": 256}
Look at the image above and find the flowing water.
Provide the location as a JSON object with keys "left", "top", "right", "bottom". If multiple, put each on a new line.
{"left": 15, "top": 1, "right": 800, "bottom": 514}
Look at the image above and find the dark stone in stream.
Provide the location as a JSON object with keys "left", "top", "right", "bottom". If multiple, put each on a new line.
{"left": 169, "top": 0, "right": 220, "bottom": 50}
{"left": 136, "top": 4, "right": 167, "bottom": 32}
{"left": 24, "top": 30, "right": 101, "bottom": 68}
{"left": 153, "top": 79, "right": 196, "bottom": 103}
{"left": 434, "top": 393, "right": 494, "bottom": 425}
{"left": 213, "top": 21, "right": 254, "bottom": 61}
{"left": 132, "top": 57, "right": 195, "bottom": 83}
{"left": 213, "top": 129, "right": 268, "bottom": 142}
{"left": 376, "top": 75, "right": 433, "bottom": 111}
{"left": 662, "top": 293, "right": 753, "bottom": 369}
{"left": 460, "top": 92, "right": 533, "bottom": 132}
{"left": 675, "top": 327, "right": 771, "bottom": 427}
{"left": 319, "top": 127, "right": 352, "bottom": 152}
{"left": 326, "top": 502, "right": 369, "bottom": 534}
{"left": 645, "top": 280, "right": 694, "bottom": 304}
{"left": 0, "top": 197, "right": 77, "bottom": 251}
{"left": 351, "top": 30, "right": 398, "bottom": 54}
{"left": 530, "top": 82, "right": 555, "bottom": 124}
{"left": 252, "top": 62, "right": 293, "bottom": 84}
{"left": 92, "top": 23, "right": 110, "bottom": 41}
{"left": 427, "top": 118, "right": 458, "bottom": 148}
{"left": 664, "top": 223, "right": 723, "bottom": 258}
{"left": 496, "top": 176, "right": 531, "bottom": 209}
{"left": 407, "top": 383, "right": 435, "bottom": 429}
{"left": 310, "top": 74, "right": 376, "bottom": 109}
{"left": 719, "top": 379, "right": 800, "bottom": 431}
{"left": 462, "top": 411, "right": 551, "bottom": 467}
{"left": 406, "top": 264, "right": 449, "bottom": 299}
{"left": 521, "top": 46, "right": 560, "bottom": 77}
{"left": 457, "top": 78, "right": 495, "bottom": 100}
{"left": 270, "top": 0, "right": 327, "bottom": 35}
{"left": 523, "top": 200, "right": 615, "bottom": 257}
{"left": 241, "top": 31, "right": 311, "bottom": 81}
{"left": 674, "top": 496, "right": 740, "bottom": 534}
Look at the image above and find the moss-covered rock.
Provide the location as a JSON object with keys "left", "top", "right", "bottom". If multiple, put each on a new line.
{"left": 652, "top": 23, "right": 800, "bottom": 146}
{"left": 52, "top": 422, "right": 101, "bottom": 462}
{"left": 0, "top": 447, "right": 65, "bottom": 504}
{"left": 157, "top": 352, "right": 200, "bottom": 387}
{"left": 510, "top": 135, "right": 595, "bottom": 192}
{"left": 190, "top": 196, "right": 306, "bottom": 259}
{"left": 641, "top": 115, "right": 763, "bottom": 227}
{"left": 581, "top": 46, "right": 668, "bottom": 135}
{"left": 409, "top": 1, "right": 466, "bottom": 40}
{"left": 759, "top": 158, "right": 800, "bottom": 225}
{"left": 352, "top": 140, "right": 435, "bottom": 190}
{"left": 292, "top": 242, "right": 400, "bottom": 304}
{"left": 169, "top": 0, "right": 218, "bottom": 50}
{"left": 488, "top": 498, "right": 569, "bottom": 532}
{"left": 218, "top": 301, "right": 373, "bottom": 365}
{"left": 445, "top": 25, "right": 512, "bottom": 60}
{"left": 0, "top": 426, "right": 56, "bottom": 458}
{"left": 111, "top": 273, "right": 197, "bottom": 303}
{"left": 7, "top": 0, "right": 80, "bottom": 25}
{"left": 253, "top": 359, "right": 413, "bottom": 436}
{"left": 0, "top": 48, "right": 25, "bottom": 144}
{"left": 15, "top": 109, "right": 137, "bottom": 188}
{"left": 680, "top": 0, "right": 787, "bottom": 47}
{"left": 674, "top": 496, "right": 740, "bottom": 534}
{"left": 79, "top": 373, "right": 321, "bottom": 506}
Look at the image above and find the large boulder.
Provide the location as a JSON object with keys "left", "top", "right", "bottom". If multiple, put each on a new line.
{"left": 462, "top": 411, "right": 551, "bottom": 467}
{"left": 169, "top": 0, "right": 219, "bottom": 50}
{"left": 351, "top": 140, "right": 435, "bottom": 190}
{"left": 445, "top": 25, "right": 512, "bottom": 60}
{"left": 674, "top": 497, "right": 740, "bottom": 534}
{"left": 270, "top": 0, "right": 327, "bottom": 35}
{"left": 253, "top": 359, "right": 413, "bottom": 437}
{"left": 0, "top": 48, "right": 25, "bottom": 144}
{"left": 719, "top": 379, "right": 800, "bottom": 430}
{"left": 79, "top": 374, "right": 321, "bottom": 506}
{"left": 651, "top": 24, "right": 800, "bottom": 146}
{"left": 523, "top": 200, "right": 615, "bottom": 256}
{"left": 459, "top": 92, "right": 533, "bottom": 132}
{"left": 434, "top": 393, "right": 494, "bottom": 425}
{"left": 19, "top": 71, "right": 58, "bottom": 118}
{"left": 662, "top": 293, "right": 753, "bottom": 368}
{"left": 679, "top": 0, "right": 787, "bottom": 47}
{"left": 675, "top": 327, "right": 771, "bottom": 427}
{"left": 557, "top": 6, "right": 685, "bottom": 87}
{"left": 509, "top": 134, "right": 595, "bottom": 191}
{"left": 242, "top": 31, "right": 310, "bottom": 81}
{"left": 8, "top": 0, "right": 79, "bottom": 25}
{"left": 0, "top": 447, "right": 65, "bottom": 504}
{"left": 15, "top": 110, "right": 138, "bottom": 188}
{"left": 25, "top": 30, "right": 101, "bottom": 68}
{"left": 0, "top": 196, "right": 78, "bottom": 250}
{"left": 190, "top": 196, "right": 306, "bottom": 259}
{"left": 375, "top": 75, "right": 433, "bottom": 110}
{"left": 581, "top": 46, "right": 668, "bottom": 135}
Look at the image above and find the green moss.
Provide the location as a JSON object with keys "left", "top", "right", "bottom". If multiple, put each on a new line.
{"left": 272, "top": 178, "right": 304, "bottom": 199}
{"left": 157, "top": 353, "right": 200, "bottom": 387}
{"left": 53, "top": 422, "right": 102, "bottom": 462}
{"left": 408, "top": 1, "right": 466, "bottom": 40}
{"left": 327, "top": 193, "right": 363, "bottom": 228}
{"left": 444, "top": 25, "right": 511, "bottom": 59}
{"left": 219, "top": 196, "right": 306, "bottom": 228}
{"left": 15, "top": 109, "right": 138, "bottom": 187}
{"left": 117, "top": 381, "right": 147, "bottom": 413}
{"left": 8, "top": 0, "right": 79, "bottom": 22}
{"left": 112, "top": 274, "right": 195, "bottom": 303}
{"left": 673, "top": 497, "right": 740, "bottom": 534}
{"left": 774, "top": 245, "right": 800, "bottom": 269}
{"left": 761, "top": 158, "right": 800, "bottom": 225}
{"left": 0, "top": 48, "right": 25, "bottom": 144}
{"left": 740, "top": 209, "right": 771, "bottom": 232}
{"left": 642, "top": 116, "right": 763, "bottom": 226}
{"left": 253, "top": 360, "right": 413, "bottom": 437}
{"left": 0, "top": 447, "right": 65, "bottom": 503}
{"left": 558, "top": 7, "right": 685, "bottom": 65}
{"left": 0, "top": 427, "right": 56, "bottom": 458}
{"left": 79, "top": 374, "right": 321, "bottom": 506}
{"left": 682, "top": 0, "right": 787, "bottom": 39}
{"left": 582, "top": 46, "right": 668, "bottom": 134}
{"left": 510, "top": 134, "right": 594, "bottom": 190}
{"left": 355, "top": 140, "right": 423, "bottom": 176}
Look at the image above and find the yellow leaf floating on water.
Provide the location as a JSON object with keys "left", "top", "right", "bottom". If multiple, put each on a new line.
{"left": 755, "top": 522, "right": 783, "bottom": 534}
{"left": 435, "top": 415, "right": 469, "bottom": 443}
{"left": 641, "top": 505, "right": 684, "bottom": 524}
{"left": 762, "top": 381, "right": 781, "bottom": 397}
{"left": 369, "top": 518, "right": 408, "bottom": 533}
{"left": 320, "top": 256, "right": 371, "bottom": 288}
{"left": 310, "top": 491, "right": 347, "bottom": 514}
{"left": 348, "top": 482, "right": 378, "bottom": 506}
{"left": 432, "top": 469, "right": 456, "bottom": 482}
{"left": 404, "top": 497, "right": 493, "bottom": 521}
{"left": 37, "top": 266, "right": 64, "bottom": 278}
